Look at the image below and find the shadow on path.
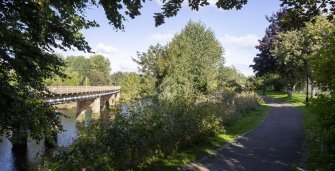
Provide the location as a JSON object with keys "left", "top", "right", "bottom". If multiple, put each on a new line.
{"left": 183, "top": 97, "right": 304, "bottom": 171}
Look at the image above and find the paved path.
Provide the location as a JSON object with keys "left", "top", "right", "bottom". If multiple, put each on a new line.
{"left": 184, "top": 98, "right": 304, "bottom": 171}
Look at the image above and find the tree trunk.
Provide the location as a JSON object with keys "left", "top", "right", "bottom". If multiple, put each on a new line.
{"left": 287, "top": 88, "right": 293, "bottom": 97}
{"left": 11, "top": 129, "right": 28, "bottom": 149}
{"left": 311, "top": 81, "right": 315, "bottom": 99}
{"left": 287, "top": 84, "right": 293, "bottom": 97}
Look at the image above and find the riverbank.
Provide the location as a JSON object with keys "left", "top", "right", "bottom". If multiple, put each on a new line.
{"left": 148, "top": 103, "right": 269, "bottom": 170}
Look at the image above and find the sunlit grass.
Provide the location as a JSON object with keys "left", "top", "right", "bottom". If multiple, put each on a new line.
{"left": 148, "top": 104, "right": 269, "bottom": 170}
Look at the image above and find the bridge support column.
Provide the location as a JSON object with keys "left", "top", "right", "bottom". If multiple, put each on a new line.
{"left": 91, "top": 97, "right": 101, "bottom": 119}
{"left": 108, "top": 92, "right": 120, "bottom": 106}
{"left": 11, "top": 129, "right": 28, "bottom": 149}
{"left": 76, "top": 97, "right": 102, "bottom": 121}
{"left": 115, "top": 92, "right": 120, "bottom": 102}
{"left": 108, "top": 94, "right": 115, "bottom": 106}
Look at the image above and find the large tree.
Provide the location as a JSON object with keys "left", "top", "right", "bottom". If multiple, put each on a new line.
{"left": 250, "top": 10, "right": 286, "bottom": 77}
{"left": 136, "top": 21, "right": 224, "bottom": 102}
{"left": 271, "top": 15, "right": 334, "bottom": 96}
{"left": 0, "top": 0, "right": 97, "bottom": 142}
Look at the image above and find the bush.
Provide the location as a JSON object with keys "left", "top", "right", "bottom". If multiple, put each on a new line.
{"left": 45, "top": 92, "right": 261, "bottom": 170}
{"left": 310, "top": 95, "right": 335, "bottom": 170}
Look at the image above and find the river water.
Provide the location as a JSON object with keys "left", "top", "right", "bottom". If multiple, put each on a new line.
{"left": 0, "top": 99, "right": 152, "bottom": 171}
{"left": 0, "top": 107, "right": 80, "bottom": 171}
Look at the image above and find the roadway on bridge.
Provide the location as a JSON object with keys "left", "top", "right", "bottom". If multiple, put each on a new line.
{"left": 184, "top": 97, "right": 304, "bottom": 171}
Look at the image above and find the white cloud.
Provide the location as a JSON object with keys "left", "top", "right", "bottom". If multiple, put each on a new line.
{"left": 155, "top": 0, "right": 163, "bottom": 6}
{"left": 95, "top": 43, "right": 118, "bottom": 54}
{"left": 219, "top": 34, "right": 260, "bottom": 76}
{"left": 56, "top": 43, "right": 138, "bottom": 73}
{"left": 207, "top": 0, "right": 218, "bottom": 5}
{"left": 148, "top": 32, "right": 175, "bottom": 44}
{"left": 220, "top": 34, "right": 259, "bottom": 48}
{"left": 93, "top": 43, "right": 138, "bottom": 73}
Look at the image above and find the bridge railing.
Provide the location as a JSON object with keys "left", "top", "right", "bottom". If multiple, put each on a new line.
{"left": 47, "top": 86, "right": 121, "bottom": 95}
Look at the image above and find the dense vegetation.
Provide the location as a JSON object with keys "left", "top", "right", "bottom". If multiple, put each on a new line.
{"left": 44, "top": 21, "right": 263, "bottom": 170}
{"left": 251, "top": 11, "right": 335, "bottom": 170}
{"left": 45, "top": 55, "right": 112, "bottom": 86}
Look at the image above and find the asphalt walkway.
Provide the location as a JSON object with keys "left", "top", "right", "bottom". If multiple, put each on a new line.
{"left": 183, "top": 97, "right": 304, "bottom": 171}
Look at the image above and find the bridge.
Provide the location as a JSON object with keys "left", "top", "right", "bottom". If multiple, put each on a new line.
{"left": 45, "top": 86, "right": 121, "bottom": 119}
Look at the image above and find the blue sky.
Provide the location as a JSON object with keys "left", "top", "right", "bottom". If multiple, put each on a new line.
{"left": 58, "top": 0, "right": 282, "bottom": 76}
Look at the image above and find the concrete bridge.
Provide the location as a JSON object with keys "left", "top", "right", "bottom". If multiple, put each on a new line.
{"left": 45, "top": 86, "right": 121, "bottom": 119}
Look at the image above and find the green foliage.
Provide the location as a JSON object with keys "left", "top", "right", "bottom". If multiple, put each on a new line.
{"left": 280, "top": 0, "right": 335, "bottom": 29}
{"left": 46, "top": 55, "right": 112, "bottom": 86}
{"left": 269, "top": 15, "right": 334, "bottom": 95}
{"left": 310, "top": 96, "right": 335, "bottom": 170}
{"left": 134, "top": 44, "right": 170, "bottom": 89}
{"left": 216, "top": 66, "right": 247, "bottom": 93}
{"left": 46, "top": 92, "right": 262, "bottom": 170}
{"left": 136, "top": 21, "right": 225, "bottom": 103}
{"left": 311, "top": 30, "right": 335, "bottom": 93}
{"left": 111, "top": 72, "right": 156, "bottom": 100}
{"left": 0, "top": 0, "right": 98, "bottom": 141}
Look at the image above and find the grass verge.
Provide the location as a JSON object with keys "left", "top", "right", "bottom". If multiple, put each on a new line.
{"left": 259, "top": 91, "right": 318, "bottom": 170}
{"left": 148, "top": 103, "right": 269, "bottom": 170}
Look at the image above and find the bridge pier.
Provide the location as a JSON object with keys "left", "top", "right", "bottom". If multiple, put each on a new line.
{"left": 76, "top": 98, "right": 101, "bottom": 121}
{"left": 76, "top": 93, "right": 120, "bottom": 121}
{"left": 11, "top": 129, "right": 28, "bottom": 149}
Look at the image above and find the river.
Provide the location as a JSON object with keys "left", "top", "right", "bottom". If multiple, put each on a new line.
{"left": 0, "top": 107, "right": 80, "bottom": 171}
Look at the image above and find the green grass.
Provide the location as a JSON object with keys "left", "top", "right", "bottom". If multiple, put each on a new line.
{"left": 259, "top": 91, "right": 318, "bottom": 170}
{"left": 148, "top": 104, "right": 269, "bottom": 170}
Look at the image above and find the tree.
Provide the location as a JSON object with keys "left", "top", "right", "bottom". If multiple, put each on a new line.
{"left": 136, "top": 21, "right": 224, "bottom": 102}
{"left": 134, "top": 44, "right": 170, "bottom": 90}
{"left": 216, "top": 66, "right": 247, "bottom": 93}
{"left": 0, "top": 0, "right": 98, "bottom": 142}
{"left": 65, "top": 56, "right": 91, "bottom": 85}
{"left": 280, "top": 0, "right": 335, "bottom": 29}
{"left": 250, "top": 10, "right": 284, "bottom": 77}
{"left": 110, "top": 72, "right": 155, "bottom": 100}
{"left": 250, "top": 9, "right": 300, "bottom": 96}
{"left": 90, "top": 54, "right": 111, "bottom": 76}
{"left": 45, "top": 68, "right": 82, "bottom": 86}
{"left": 310, "top": 29, "right": 335, "bottom": 94}
{"left": 166, "top": 21, "right": 224, "bottom": 94}
{"left": 271, "top": 15, "right": 334, "bottom": 97}
{"left": 89, "top": 55, "right": 111, "bottom": 85}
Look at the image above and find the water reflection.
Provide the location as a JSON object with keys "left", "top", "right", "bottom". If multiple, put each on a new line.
{"left": 0, "top": 106, "right": 79, "bottom": 171}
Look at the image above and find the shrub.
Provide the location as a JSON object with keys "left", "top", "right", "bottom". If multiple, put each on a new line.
{"left": 310, "top": 95, "right": 335, "bottom": 170}
{"left": 45, "top": 92, "right": 261, "bottom": 170}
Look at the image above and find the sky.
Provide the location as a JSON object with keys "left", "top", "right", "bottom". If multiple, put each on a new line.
{"left": 57, "top": 0, "right": 282, "bottom": 76}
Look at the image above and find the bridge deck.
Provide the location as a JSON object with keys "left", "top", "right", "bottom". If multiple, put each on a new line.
{"left": 47, "top": 86, "right": 121, "bottom": 95}
{"left": 45, "top": 86, "right": 121, "bottom": 104}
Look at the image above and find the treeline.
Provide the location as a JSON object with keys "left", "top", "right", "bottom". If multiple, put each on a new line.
{"left": 45, "top": 55, "right": 111, "bottom": 86}
{"left": 46, "top": 21, "right": 262, "bottom": 170}
{"left": 251, "top": 11, "right": 335, "bottom": 170}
